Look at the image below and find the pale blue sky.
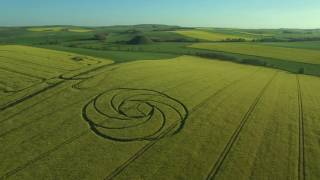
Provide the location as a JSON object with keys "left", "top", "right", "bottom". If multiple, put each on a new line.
{"left": 1, "top": 0, "right": 319, "bottom": 28}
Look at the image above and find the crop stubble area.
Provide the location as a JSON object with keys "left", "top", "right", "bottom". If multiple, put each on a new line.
{"left": 0, "top": 45, "right": 320, "bottom": 179}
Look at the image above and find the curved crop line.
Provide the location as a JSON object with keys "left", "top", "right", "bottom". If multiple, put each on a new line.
{"left": 104, "top": 121, "right": 181, "bottom": 180}
{"left": 0, "top": 86, "right": 188, "bottom": 179}
{"left": 296, "top": 75, "right": 305, "bottom": 180}
{"left": 0, "top": 67, "right": 257, "bottom": 179}
{"left": 206, "top": 72, "right": 278, "bottom": 180}
{"left": 82, "top": 99, "right": 154, "bottom": 142}
{"left": 1, "top": 64, "right": 190, "bottom": 127}
{"left": 91, "top": 101, "right": 154, "bottom": 130}
{"left": 95, "top": 93, "right": 148, "bottom": 120}
{"left": 89, "top": 106, "right": 166, "bottom": 142}
{"left": 104, "top": 70, "right": 262, "bottom": 180}
{"left": 90, "top": 96, "right": 155, "bottom": 130}
{"left": 82, "top": 88, "right": 188, "bottom": 142}
{"left": 105, "top": 92, "right": 184, "bottom": 121}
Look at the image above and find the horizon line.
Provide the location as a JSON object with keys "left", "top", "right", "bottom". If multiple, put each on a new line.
{"left": 0, "top": 24, "right": 320, "bottom": 30}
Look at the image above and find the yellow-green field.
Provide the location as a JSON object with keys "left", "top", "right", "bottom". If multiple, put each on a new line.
{"left": 191, "top": 42, "right": 320, "bottom": 64}
{"left": 174, "top": 30, "right": 250, "bottom": 41}
{"left": 0, "top": 45, "right": 112, "bottom": 107}
{"left": 27, "top": 27, "right": 92, "bottom": 33}
{"left": 0, "top": 46, "right": 320, "bottom": 179}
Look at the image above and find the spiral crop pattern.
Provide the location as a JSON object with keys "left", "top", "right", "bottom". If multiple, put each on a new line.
{"left": 82, "top": 88, "right": 188, "bottom": 142}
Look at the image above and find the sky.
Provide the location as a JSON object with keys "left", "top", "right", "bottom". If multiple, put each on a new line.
{"left": 1, "top": 0, "right": 320, "bottom": 28}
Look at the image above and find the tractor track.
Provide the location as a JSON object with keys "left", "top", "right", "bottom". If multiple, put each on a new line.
{"left": 296, "top": 75, "right": 305, "bottom": 180}
{"left": 0, "top": 80, "right": 65, "bottom": 112}
{"left": 206, "top": 71, "right": 278, "bottom": 180}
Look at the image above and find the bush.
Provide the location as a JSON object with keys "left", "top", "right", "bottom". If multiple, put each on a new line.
{"left": 223, "top": 38, "right": 246, "bottom": 42}
{"left": 240, "top": 59, "right": 267, "bottom": 66}
{"left": 298, "top": 68, "right": 305, "bottom": 74}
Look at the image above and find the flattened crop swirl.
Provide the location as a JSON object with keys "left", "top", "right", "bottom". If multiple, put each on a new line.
{"left": 82, "top": 88, "right": 188, "bottom": 142}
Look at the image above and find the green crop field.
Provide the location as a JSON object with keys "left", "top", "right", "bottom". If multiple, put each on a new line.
{"left": 191, "top": 42, "right": 320, "bottom": 65}
{"left": 174, "top": 30, "right": 251, "bottom": 41}
{"left": 1, "top": 42, "right": 320, "bottom": 179}
{"left": 2, "top": 0, "right": 320, "bottom": 179}
{"left": 259, "top": 41, "right": 320, "bottom": 50}
{"left": 27, "top": 27, "right": 93, "bottom": 33}
{"left": 1, "top": 24, "right": 320, "bottom": 180}
{"left": 0, "top": 45, "right": 112, "bottom": 107}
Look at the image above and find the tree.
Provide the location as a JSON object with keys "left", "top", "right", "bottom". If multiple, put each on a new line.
{"left": 94, "top": 33, "right": 108, "bottom": 41}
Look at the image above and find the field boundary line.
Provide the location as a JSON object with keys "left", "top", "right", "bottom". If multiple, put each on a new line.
{"left": 296, "top": 75, "right": 305, "bottom": 180}
{"left": 206, "top": 71, "right": 278, "bottom": 180}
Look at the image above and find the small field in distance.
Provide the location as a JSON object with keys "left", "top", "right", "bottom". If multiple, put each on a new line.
{"left": 174, "top": 30, "right": 252, "bottom": 41}
{"left": 260, "top": 41, "right": 320, "bottom": 50}
{"left": 191, "top": 42, "right": 320, "bottom": 65}
{"left": 27, "top": 26, "right": 93, "bottom": 33}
